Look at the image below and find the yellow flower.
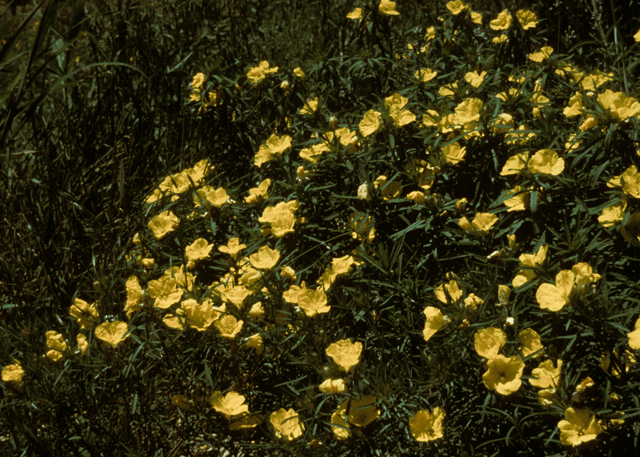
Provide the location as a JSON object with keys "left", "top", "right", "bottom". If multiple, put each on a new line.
{"left": 438, "top": 83, "right": 457, "bottom": 99}
{"left": 529, "top": 45, "right": 554, "bottom": 62}
{"left": 211, "top": 391, "right": 250, "bottom": 419}
{"left": 530, "top": 359, "right": 562, "bottom": 388}
{"left": 635, "top": 29, "right": 640, "bottom": 41}
{"left": 512, "top": 245, "right": 548, "bottom": 288}
{"left": 283, "top": 281, "right": 307, "bottom": 304}
{"left": 298, "top": 287, "right": 330, "bottom": 317}
{"left": 490, "top": 10, "right": 511, "bottom": 30}
{"left": 373, "top": 175, "right": 402, "bottom": 200}
{"left": 249, "top": 302, "right": 265, "bottom": 319}
{"left": 45, "top": 331, "right": 69, "bottom": 362}
{"left": 270, "top": 408, "right": 305, "bottom": 441}
{"left": 255, "top": 133, "right": 292, "bottom": 167}
{"left": 615, "top": 165, "right": 640, "bottom": 198}
{"left": 599, "top": 200, "right": 626, "bottom": 228}
{"left": 191, "top": 72, "right": 205, "bottom": 89}
{"left": 214, "top": 314, "right": 243, "bottom": 338}
{"left": 441, "top": 142, "right": 466, "bottom": 165}
{"left": 248, "top": 245, "right": 281, "bottom": 269}
{"left": 95, "top": 321, "right": 130, "bottom": 348}
{"left": 331, "top": 404, "right": 351, "bottom": 440}
{"left": 349, "top": 213, "right": 376, "bottom": 242}
{"left": 580, "top": 72, "right": 613, "bottom": 91}
{"left": 244, "top": 333, "right": 264, "bottom": 355}
{"left": 497, "top": 284, "right": 511, "bottom": 306}
{"left": 492, "top": 34, "right": 508, "bottom": 43}
{"left": 182, "top": 298, "right": 219, "bottom": 331}
{"left": 558, "top": 407, "right": 602, "bottom": 446}
{"left": 504, "top": 185, "right": 532, "bottom": 212}
{"left": 2, "top": 361, "right": 24, "bottom": 385}
{"left": 300, "top": 97, "right": 318, "bottom": 116}
{"left": 464, "top": 70, "right": 486, "bottom": 88}
{"left": 124, "top": 276, "right": 144, "bottom": 318}
{"left": 415, "top": 68, "right": 438, "bottom": 83}
{"left": 598, "top": 90, "right": 640, "bottom": 121}
{"left": 340, "top": 395, "right": 380, "bottom": 428}
{"left": 319, "top": 378, "right": 346, "bottom": 394}
{"left": 482, "top": 355, "right": 525, "bottom": 395}
{"left": 406, "top": 191, "right": 425, "bottom": 204}
{"left": 423, "top": 307, "right": 445, "bottom": 342}
{"left": 185, "top": 238, "right": 214, "bottom": 262}
{"left": 537, "top": 270, "right": 575, "bottom": 312}
{"left": 629, "top": 317, "right": 640, "bottom": 350}
{"left": 435, "top": 280, "right": 462, "bottom": 303}
{"left": 346, "top": 8, "right": 363, "bottom": 20}
{"left": 293, "top": 67, "right": 304, "bottom": 80}
{"left": 229, "top": 414, "right": 263, "bottom": 430}
{"left": 475, "top": 327, "right": 506, "bottom": 359}
{"left": 527, "top": 149, "right": 564, "bottom": 175}
{"left": 218, "top": 237, "right": 246, "bottom": 258}
{"left": 622, "top": 212, "right": 640, "bottom": 246}
{"left": 299, "top": 143, "right": 329, "bottom": 163}
{"left": 163, "top": 307, "right": 187, "bottom": 330}
{"left": 70, "top": 298, "right": 100, "bottom": 329}
{"left": 148, "top": 275, "right": 183, "bottom": 309}
{"left": 492, "top": 112, "right": 514, "bottom": 134}
{"left": 379, "top": 0, "right": 399, "bottom": 16}
{"left": 464, "top": 293, "right": 483, "bottom": 311}
{"left": 258, "top": 200, "right": 299, "bottom": 237}
{"left": 172, "top": 394, "right": 192, "bottom": 410}
{"left": 319, "top": 255, "right": 356, "bottom": 290}
{"left": 470, "top": 11, "right": 482, "bottom": 24}
{"left": 148, "top": 211, "right": 179, "bottom": 240}
{"left": 516, "top": 10, "right": 537, "bottom": 29}
{"left": 409, "top": 407, "right": 445, "bottom": 442}
{"left": 384, "top": 93, "right": 416, "bottom": 127}
{"left": 446, "top": 0, "right": 467, "bottom": 15}
{"left": 246, "top": 60, "right": 278, "bottom": 86}
{"left": 194, "top": 186, "right": 229, "bottom": 208}
{"left": 518, "top": 328, "right": 544, "bottom": 358}
{"left": 572, "top": 262, "right": 601, "bottom": 293}
{"left": 326, "top": 339, "right": 363, "bottom": 372}
{"left": 359, "top": 109, "right": 381, "bottom": 137}
{"left": 77, "top": 333, "right": 88, "bottom": 355}
{"left": 600, "top": 349, "right": 635, "bottom": 378}
{"left": 459, "top": 213, "right": 498, "bottom": 235}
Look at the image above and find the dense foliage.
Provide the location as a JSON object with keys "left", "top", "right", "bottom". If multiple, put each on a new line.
{"left": 3, "top": 0, "right": 640, "bottom": 455}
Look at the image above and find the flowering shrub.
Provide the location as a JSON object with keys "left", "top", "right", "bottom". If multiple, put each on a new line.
{"left": 4, "top": 0, "right": 640, "bottom": 455}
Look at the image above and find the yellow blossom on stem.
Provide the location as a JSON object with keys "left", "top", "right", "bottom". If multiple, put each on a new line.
{"left": 530, "top": 359, "right": 562, "bottom": 389}
{"left": 518, "top": 328, "right": 544, "bottom": 358}
{"left": 246, "top": 60, "right": 278, "bottom": 86}
{"left": 185, "top": 238, "right": 213, "bottom": 262}
{"left": 298, "top": 287, "right": 330, "bottom": 317}
{"left": 409, "top": 407, "right": 445, "bottom": 442}
{"left": 359, "top": 109, "right": 381, "bottom": 136}
{"left": 326, "top": 339, "right": 363, "bottom": 372}
{"left": 258, "top": 200, "right": 299, "bottom": 237}
{"left": 248, "top": 245, "right": 281, "bottom": 269}
{"left": 379, "top": 0, "right": 399, "bottom": 16}
{"left": 319, "top": 379, "right": 346, "bottom": 394}
{"left": 629, "top": 317, "right": 640, "bottom": 350}
{"left": 148, "top": 211, "right": 179, "bottom": 240}
{"left": 490, "top": 10, "right": 511, "bottom": 30}
{"left": 95, "top": 321, "right": 130, "bottom": 348}
{"left": 482, "top": 355, "right": 525, "bottom": 395}
{"left": 512, "top": 245, "right": 548, "bottom": 288}
{"left": 423, "top": 307, "right": 446, "bottom": 342}
{"left": 255, "top": 133, "right": 292, "bottom": 167}
{"left": 70, "top": 298, "right": 100, "bottom": 329}
{"left": 148, "top": 275, "right": 183, "bottom": 309}
{"left": 195, "top": 186, "right": 229, "bottom": 208}
{"left": 536, "top": 270, "right": 575, "bottom": 312}
{"left": 45, "top": 331, "right": 68, "bottom": 362}
{"left": 346, "top": 8, "right": 363, "bottom": 20}
{"left": 475, "top": 327, "right": 506, "bottom": 359}
{"left": 558, "top": 407, "right": 602, "bottom": 446}
{"left": 516, "top": 10, "right": 537, "bottom": 29}
{"left": 211, "top": 391, "right": 250, "bottom": 419}
{"left": 270, "top": 408, "right": 305, "bottom": 441}
{"left": 214, "top": 314, "right": 243, "bottom": 338}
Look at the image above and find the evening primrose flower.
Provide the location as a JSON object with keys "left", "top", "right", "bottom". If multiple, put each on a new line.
{"left": 599, "top": 200, "right": 627, "bottom": 228}
{"left": 441, "top": 142, "right": 466, "bottom": 165}
{"left": 446, "top": 0, "right": 467, "bottom": 15}
{"left": 255, "top": 133, "right": 292, "bottom": 167}
{"left": 482, "top": 355, "right": 525, "bottom": 395}
{"left": 409, "top": 407, "right": 445, "bottom": 442}
{"left": 349, "top": 213, "right": 376, "bottom": 242}
{"left": 346, "top": 8, "right": 363, "bottom": 20}
{"left": 475, "top": 327, "right": 506, "bottom": 359}
{"left": 518, "top": 328, "right": 544, "bottom": 358}
{"left": 423, "top": 307, "right": 446, "bottom": 342}
{"left": 629, "top": 317, "right": 640, "bottom": 350}
{"left": 379, "top": 0, "right": 399, "bottom": 16}
{"left": 300, "top": 97, "right": 318, "bottom": 116}
{"left": 359, "top": 110, "right": 381, "bottom": 137}
{"left": 2, "top": 361, "right": 24, "bottom": 386}
{"left": 527, "top": 149, "right": 564, "bottom": 175}
{"left": 148, "top": 211, "right": 179, "bottom": 240}
{"left": 258, "top": 200, "right": 299, "bottom": 237}
{"left": 326, "top": 339, "right": 363, "bottom": 372}
{"left": 95, "top": 321, "right": 130, "bottom": 348}
{"left": 490, "top": 9, "right": 511, "bottom": 30}
{"left": 218, "top": 237, "right": 246, "bottom": 259}
{"left": 76, "top": 333, "right": 88, "bottom": 355}
{"left": 512, "top": 245, "right": 548, "bottom": 288}
{"left": 464, "top": 70, "right": 486, "bottom": 88}
{"left": 536, "top": 270, "right": 575, "bottom": 312}
{"left": 459, "top": 213, "right": 499, "bottom": 234}
{"left": 319, "top": 379, "right": 346, "bottom": 394}
{"left": 185, "top": 238, "right": 213, "bottom": 263}
{"left": 597, "top": 90, "right": 640, "bottom": 121}
{"left": 148, "top": 275, "right": 183, "bottom": 309}
{"left": 339, "top": 395, "right": 380, "bottom": 428}
{"left": 214, "top": 313, "right": 243, "bottom": 338}
{"left": 246, "top": 60, "right": 278, "bottom": 86}
{"left": 530, "top": 359, "right": 562, "bottom": 389}
{"left": 211, "top": 391, "right": 250, "bottom": 419}
{"left": 516, "top": 10, "right": 537, "bottom": 29}
{"left": 70, "top": 298, "right": 100, "bottom": 329}
{"left": 464, "top": 293, "right": 483, "bottom": 312}
{"left": 124, "top": 276, "right": 144, "bottom": 318}
{"left": 299, "top": 143, "right": 329, "bottom": 163}
{"left": 529, "top": 46, "right": 553, "bottom": 62}
{"left": 558, "top": 407, "right": 602, "bottom": 446}
{"left": 609, "top": 165, "right": 640, "bottom": 198}
{"left": 384, "top": 93, "right": 416, "bottom": 127}
{"left": 195, "top": 186, "right": 229, "bottom": 208}
{"left": 244, "top": 333, "right": 264, "bottom": 354}
{"left": 45, "top": 331, "right": 69, "bottom": 362}
{"left": 435, "top": 280, "right": 463, "bottom": 304}
{"left": 415, "top": 68, "right": 438, "bottom": 83}
{"left": 270, "top": 408, "right": 305, "bottom": 441}
{"left": 182, "top": 298, "right": 219, "bottom": 331}
{"left": 319, "top": 255, "right": 356, "bottom": 290}
{"left": 248, "top": 245, "right": 281, "bottom": 269}
{"left": 298, "top": 287, "right": 330, "bottom": 317}
{"left": 373, "top": 175, "right": 402, "bottom": 200}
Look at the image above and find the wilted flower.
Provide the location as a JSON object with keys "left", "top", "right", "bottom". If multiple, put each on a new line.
{"left": 409, "top": 407, "right": 445, "bottom": 442}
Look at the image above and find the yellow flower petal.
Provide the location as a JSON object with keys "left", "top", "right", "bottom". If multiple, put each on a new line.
{"left": 326, "top": 339, "right": 363, "bottom": 372}
{"left": 95, "top": 321, "right": 130, "bottom": 348}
